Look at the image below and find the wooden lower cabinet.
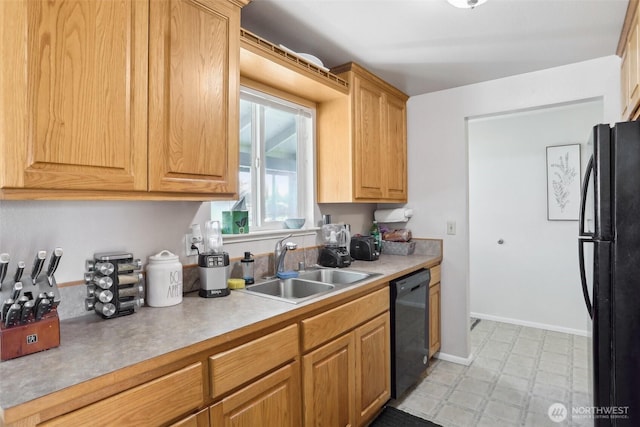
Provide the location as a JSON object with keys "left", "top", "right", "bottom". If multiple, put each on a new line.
{"left": 209, "top": 361, "right": 301, "bottom": 427}
{"left": 9, "top": 283, "right": 404, "bottom": 427}
{"left": 40, "top": 363, "right": 204, "bottom": 427}
{"left": 429, "top": 282, "right": 441, "bottom": 357}
{"left": 303, "top": 333, "right": 356, "bottom": 427}
{"left": 302, "top": 311, "right": 391, "bottom": 427}
{"left": 355, "top": 313, "right": 391, "bottom": 426}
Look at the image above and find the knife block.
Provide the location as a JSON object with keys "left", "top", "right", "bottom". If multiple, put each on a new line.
{"left": 0, "top": 312, "right": 60, "bottom": 361}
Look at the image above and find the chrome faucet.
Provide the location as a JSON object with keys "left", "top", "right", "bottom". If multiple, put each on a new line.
{"left": 274, "top": 234, "right": 297, "bottom": 276}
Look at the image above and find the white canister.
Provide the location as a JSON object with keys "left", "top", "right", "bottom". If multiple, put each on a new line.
{"left": 146, "top": 250, "right": 183, "bottom": 307}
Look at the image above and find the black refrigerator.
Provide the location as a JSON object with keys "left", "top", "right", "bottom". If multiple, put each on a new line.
{"left": 578, "top": 121, "right": 640, "bottom": 426}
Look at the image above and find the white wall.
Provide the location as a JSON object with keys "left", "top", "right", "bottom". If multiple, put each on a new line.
{"left": 468, "top": 100, "right": 602, "bottom": 335}
{"left": 407, "top": 56, "right": 621, "bottom": 360}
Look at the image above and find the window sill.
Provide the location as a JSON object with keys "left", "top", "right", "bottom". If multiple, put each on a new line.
{"left": 222, "top": 227, "right": 321, "bottom": 244}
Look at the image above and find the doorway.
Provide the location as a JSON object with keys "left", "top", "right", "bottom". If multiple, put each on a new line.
{"left": 468, "top": 99, "right": 602, "bottom": 334}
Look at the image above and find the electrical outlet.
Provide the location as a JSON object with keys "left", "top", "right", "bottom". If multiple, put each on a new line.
{"left": 185, "top": 233, "right": 199, "bottom": 256}
{"left": 447, "top": 221, "right": 456, "bottom": 235}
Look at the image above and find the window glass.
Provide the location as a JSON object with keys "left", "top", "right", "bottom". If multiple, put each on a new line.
{"left": 212, "top": 87, "right": 314, "bottom": 232}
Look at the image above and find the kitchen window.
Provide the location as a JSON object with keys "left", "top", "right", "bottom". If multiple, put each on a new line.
{"left": 212, "top": 87, "right": 315, "bottom": 231}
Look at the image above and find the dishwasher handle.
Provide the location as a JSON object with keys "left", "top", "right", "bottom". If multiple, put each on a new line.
{"left": 393, "top": 269, "right": 430, "bottom": 297}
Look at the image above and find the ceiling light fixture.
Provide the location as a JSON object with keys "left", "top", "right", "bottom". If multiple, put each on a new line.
{"left": 447, "top": 0, "right": 487, "bottom": 9}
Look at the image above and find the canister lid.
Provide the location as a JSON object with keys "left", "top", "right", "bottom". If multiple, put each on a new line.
{"left": 149, "top": 250, "right": 179, "bottom": 262}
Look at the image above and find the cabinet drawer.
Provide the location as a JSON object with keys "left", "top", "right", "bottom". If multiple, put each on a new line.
{"left": 302, "top": 287, "right": 389, "bottom": 352}
{"left": 429, "top": 264, "right": 441, "bottom": 287}
{"left": 41, "top": 363, "right": 204, "bottom": 426}
{"left": 209, "top": 324, "right": 298, "bottom": 398}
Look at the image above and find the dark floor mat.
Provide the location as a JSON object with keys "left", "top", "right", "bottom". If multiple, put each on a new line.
{"left": 369, "top": 406, "right": 442, "bottom": 427}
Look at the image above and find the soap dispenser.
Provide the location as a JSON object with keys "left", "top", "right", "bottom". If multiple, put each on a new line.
{"left": 241, "top": 252, "right": 255, "bottom": 284}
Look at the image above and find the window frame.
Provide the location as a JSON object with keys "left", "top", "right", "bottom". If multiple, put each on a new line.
{"left": 221, "top": 85, "right": 316, "bottom": 232}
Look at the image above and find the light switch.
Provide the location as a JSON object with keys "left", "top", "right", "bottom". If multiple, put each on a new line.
{"left": 447, "top": 221, "right": 456, "bottom": 235}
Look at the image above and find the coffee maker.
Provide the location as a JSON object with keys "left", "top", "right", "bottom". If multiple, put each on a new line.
{"left": 318, "top": 224, "right": 352, "bottom": 268}
{"left": 198, "top": 220, "right": 230, "bottom": 298}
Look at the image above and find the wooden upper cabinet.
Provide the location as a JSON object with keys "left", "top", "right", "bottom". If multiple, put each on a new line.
{"left": 353, "top": 76, "right": 385, "bottom": 200}
{"left": 317, "top": 62, "right": 408, "bottom": 203}
{"left": 148, "top": 0, "right": 239, "bottom": 196}
{"left": 620, "top": 1, "right": 640, "bottom": 120}
{"left": 385, "top": 93, "right": 408, "bottom": 201}
{"left": 0, "top": 0, "right": 148, "bottom": 192}
{"left": 0, "top": 0, "right": 245, "bottom": 199}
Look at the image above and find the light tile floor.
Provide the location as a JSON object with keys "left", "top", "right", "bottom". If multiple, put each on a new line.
{"left": 391, "top": 319, "right": 593, "bottom": 427}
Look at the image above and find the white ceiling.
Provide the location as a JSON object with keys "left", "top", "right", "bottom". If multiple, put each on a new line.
{"left": 241, "top": 0, "right": 629, "bottom": 96}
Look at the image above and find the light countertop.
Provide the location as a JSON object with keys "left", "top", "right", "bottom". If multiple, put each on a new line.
{"left": 0, "top": 253, "right": 441, "bottom": 413}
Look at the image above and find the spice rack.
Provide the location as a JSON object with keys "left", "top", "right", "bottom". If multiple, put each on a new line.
{"left": 85, "top": 252, "right": 144, "bottom": 319}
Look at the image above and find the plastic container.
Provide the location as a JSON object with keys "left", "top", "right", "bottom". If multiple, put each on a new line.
{"left": 240, "top": 252, "right": 255, "bottom": 284}
{"left": 370, "top": 220, "right": 382, "bottom": 252}
{"left": 146, "top": 250, "right": 183, "bottom": 307}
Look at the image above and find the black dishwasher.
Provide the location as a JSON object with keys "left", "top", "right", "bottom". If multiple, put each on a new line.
{"left": 390, "top": 268, "right": 431, "bottom": 399}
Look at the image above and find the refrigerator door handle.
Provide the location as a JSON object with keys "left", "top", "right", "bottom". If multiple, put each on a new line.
{"left": 578, "top": 238, "right": 593, "bottom": 319}
{"left": 579, "top": 155, "right": 594, "bottom": 237}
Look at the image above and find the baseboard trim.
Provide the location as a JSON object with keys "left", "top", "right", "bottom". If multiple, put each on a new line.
{"left": 434, "top": 351, "right": 474, "bottom": 366}
{"left": 470, "top": 312, "right": 589, "bottom": 337}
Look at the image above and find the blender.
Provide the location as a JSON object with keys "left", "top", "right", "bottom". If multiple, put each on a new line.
{"left": 198, "top": 220, "right": 230, "bottom": 298}
{"left": 318, "top": 224, "right": 352, "bottom": 268}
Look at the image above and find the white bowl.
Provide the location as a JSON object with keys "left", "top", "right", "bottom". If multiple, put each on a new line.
{"left": 284, "top": 218, "right": 306, "bottom": 229}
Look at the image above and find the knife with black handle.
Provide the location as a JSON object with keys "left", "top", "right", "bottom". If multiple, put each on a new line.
{"left": 34, "top": 292, "right": 47, "bottom": 309}
{"left": 46, "top": 248, "right": 63, "bottom": 284}
{"left": 11, "top": 282, "right": 23, "bottom": 301}
{"left": 0, "top": 253, "right": 10, "bottom": 284}
{"left": 35, "top": 298, "right": 50, "bottom": 321}
{"left": 4, "top": 303, "right": 21, "bottom": 327}
{"left": 46, "top": 290, "right": 58, "bottom": 309}
{"left": 30, "top": 250, "right": 47, "bottom": 282}
{"left": 1, "top": 298, "right": 14, "bottom": 321}
{"left": 13, "top": 261, "right": 25, "bottom": 283}
{"left": 20, "top": 300, "right": 35, "bottom": 324}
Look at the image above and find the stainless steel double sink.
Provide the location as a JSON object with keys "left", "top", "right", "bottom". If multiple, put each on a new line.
{"left": 237, "top": 268, "right": 378, "bottom": 304}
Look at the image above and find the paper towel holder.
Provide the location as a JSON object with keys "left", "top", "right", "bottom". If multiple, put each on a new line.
{"left": 374, "top": 208, "right": 414, "bottom": 223}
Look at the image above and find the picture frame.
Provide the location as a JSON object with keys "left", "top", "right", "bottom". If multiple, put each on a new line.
{"left": 546, "top": 144, "right": 581, "bottom": 221}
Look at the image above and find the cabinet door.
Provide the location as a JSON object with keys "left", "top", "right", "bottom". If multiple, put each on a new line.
{"left": 384, "top": 94, "right": 407, "bottom": 201}
{"left": 355, "top": 312, "right": 391, "bottom": 426}
{"left": 622, "top": 48, "right": 630, "bottom": 119}
{"left": 149, "top": 0, "right": 239, "bottom": 195}
{"left": 1, "top": 0, "right": 148, "bottom": 191}
{"left": 629, "top": 18, "right": 640, "bottom": 116}
{"left": 429, "top": 282, "right": 441, "bottom": 357}
{"left": 210, "top": 361, "right": 301, "bottom": 427}
{"left": 170, "top": 409, "right": 209, "bottom": 427}
{"left": 303, "top": 333, "right": 356, "bottom": 427}
{"left": 353, "top": 75, "right": 384, "bottom": 200}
